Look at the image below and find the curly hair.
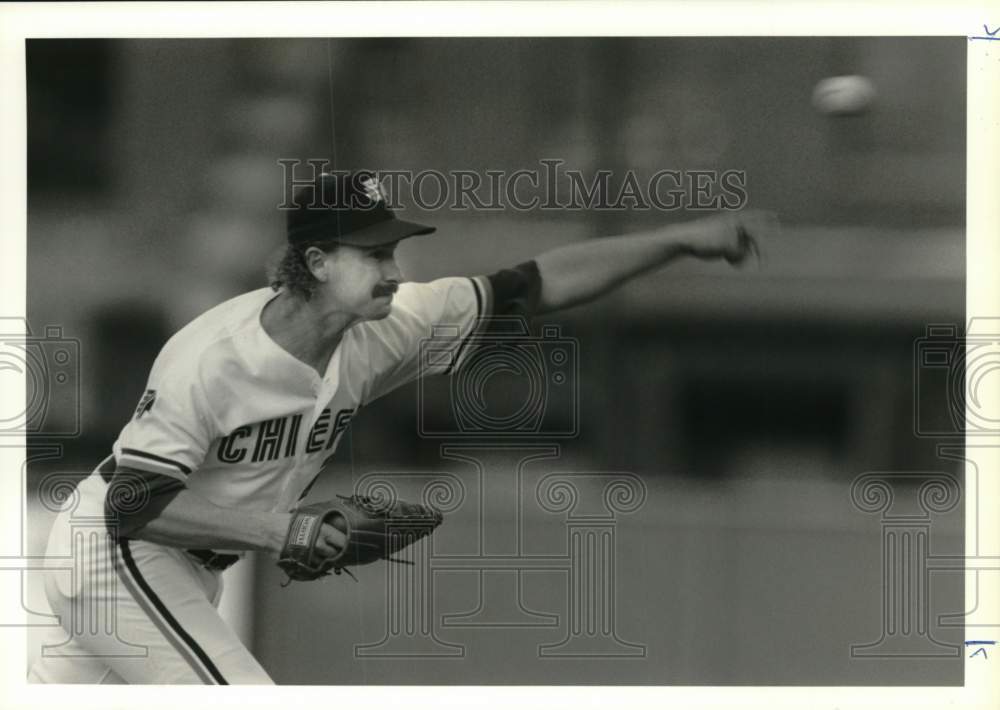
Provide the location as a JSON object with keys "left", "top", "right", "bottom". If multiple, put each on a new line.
{"left": 267, "top": 240, "right": 339, "bottom": 301}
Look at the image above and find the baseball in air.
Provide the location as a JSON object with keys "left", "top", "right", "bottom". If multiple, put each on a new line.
{"left": 812, "top": 75, "right": 877, "bottom": 116}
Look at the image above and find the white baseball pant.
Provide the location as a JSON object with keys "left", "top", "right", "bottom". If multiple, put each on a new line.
{"left": 27, "top": 471, "right": 272, "bottom": 684}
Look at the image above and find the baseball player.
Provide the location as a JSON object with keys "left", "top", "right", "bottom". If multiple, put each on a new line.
{"left": 28, "top": 171, "right": 767, "bottom": 684}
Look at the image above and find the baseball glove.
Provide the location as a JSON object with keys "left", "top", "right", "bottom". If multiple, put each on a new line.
{"left": 277, "top": 494, "right": 443, "bottom": 584}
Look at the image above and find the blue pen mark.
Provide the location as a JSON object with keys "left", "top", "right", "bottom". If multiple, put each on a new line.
{"left": 969, "top": 24, "right": 1000, "bottom": 40}
{"left": 965, "top": 640, "right": 994, "bottom": 659}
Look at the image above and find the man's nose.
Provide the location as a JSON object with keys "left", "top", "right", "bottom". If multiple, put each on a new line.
{"left": 382, "top": 259, "right": 402, "bottom": 282}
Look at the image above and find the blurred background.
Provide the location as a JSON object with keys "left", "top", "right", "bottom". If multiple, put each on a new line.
{"left": 23, "top": 37, "right": 966, "bottom": 684}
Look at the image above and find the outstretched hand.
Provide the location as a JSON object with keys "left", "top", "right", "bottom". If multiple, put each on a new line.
{"left": 685, "top": 210, "right": 778, "bottom": 267}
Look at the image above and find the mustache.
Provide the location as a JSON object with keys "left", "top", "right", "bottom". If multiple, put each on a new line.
{"left": 372, "top": 281, "right": 400, "bottom": 298}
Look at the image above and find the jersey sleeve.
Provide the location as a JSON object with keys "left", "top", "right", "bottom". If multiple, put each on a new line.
{"left": 113, "top": 361, "right": 219, "bottom": 481}
{"left": 360, "top": 275, "right": 492, "bottom": 404}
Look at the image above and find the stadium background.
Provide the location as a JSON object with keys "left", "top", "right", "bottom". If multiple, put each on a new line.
{"left": 23, "top": 37, "right": 965, "bottom": 684}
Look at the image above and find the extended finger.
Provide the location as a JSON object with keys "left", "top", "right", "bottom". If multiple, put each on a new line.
{"left": 322, "top": 524, "right": 347, "bottom": 551}
{"left": 745, "top": 232, "right": 763, "bottom": 266}
{"left": 314, "top": 538, "right": 339, "bottom": 558}
{"left": 726, "top": 226, "right": 752, "bottom": 265}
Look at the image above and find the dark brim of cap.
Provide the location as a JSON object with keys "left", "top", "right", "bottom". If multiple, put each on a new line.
{"left": 328, "top": 217, "right": 436, "bottom": 247}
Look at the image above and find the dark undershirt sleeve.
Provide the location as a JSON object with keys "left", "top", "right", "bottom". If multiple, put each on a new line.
{"left": 485, "top": 259, "right": 542, "bottom": 319}
{"left": 104, "top": 466, "right": 187, "bottom": 539}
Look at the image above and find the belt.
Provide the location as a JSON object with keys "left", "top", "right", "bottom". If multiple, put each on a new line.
{"left": 186, "top": 549, "right": 241, "bottom": 572}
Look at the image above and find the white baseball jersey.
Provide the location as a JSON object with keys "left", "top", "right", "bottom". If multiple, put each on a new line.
{"left": 29, "top": 275, "right": 493, "bottom": 685}
{"left": 114, "top": 276, "right": 491, "bottom": 513}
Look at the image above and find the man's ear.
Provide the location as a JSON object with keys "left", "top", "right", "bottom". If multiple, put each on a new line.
{"left": 304, "top": 246, "right": 330, "bottom": 283}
